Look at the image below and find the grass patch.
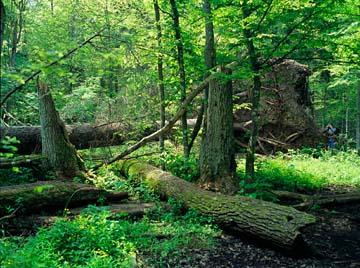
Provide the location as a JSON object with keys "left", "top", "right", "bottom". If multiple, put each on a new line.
{"left": 237, "top": 149, "right": 360, "bottom": 196}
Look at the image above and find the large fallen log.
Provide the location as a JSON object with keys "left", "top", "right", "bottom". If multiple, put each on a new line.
{"left": 117, "top": 160, "right": 317, "bottom": 251}
{"left": 0, "top": 181, "right": 128, "bottom": 216}
{"left": 0, "top": 120, "right": 196, "bottom": 155}
{"left": 0, "top": 123, "right": 139, "bottom": 154}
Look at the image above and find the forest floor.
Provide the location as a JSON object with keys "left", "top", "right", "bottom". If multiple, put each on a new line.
{"left": 3, "top": 185, "right": 360, "bottom": 268}
{"left": 1, "top": 147, "right": 360, "bottom": 267}
{"left": 177, "top": 200, "right": 360, "bottom": 268}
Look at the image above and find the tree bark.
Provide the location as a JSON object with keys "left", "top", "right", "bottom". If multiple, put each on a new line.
{"left": 189, "top": 0, "right": 216, "bottom": 153}
{"left": 169, "top": 0, "right": 189, "bottom": 158}
{"left": 118, "top": 160, "right": 316, "bottom": 251}
{"left": 0, "top": 181, "right": 128, "bottom": 216}
{"left": 242, "top": 1, "right": 261, "bottom": 186}
{"left": 200, "top": 67, "right": 237, "bottom": 194}
{"left": 0, "top": 0, "right": 5, "bottom": 51}
{"left": 37, "top": 80, "right": 85, "bottom": 178}
{"left": 357, "top": 77, "right": 360, "bottom": 155}
{"left": 153, "top": 0, "right": 166, "bottom": 152}
{"left": 9, "top": 0, "right": 26, "bottom": 68}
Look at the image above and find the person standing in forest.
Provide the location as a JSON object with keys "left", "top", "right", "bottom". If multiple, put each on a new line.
{"left": 323, "top": 123, "right": 338, "bottom": 149}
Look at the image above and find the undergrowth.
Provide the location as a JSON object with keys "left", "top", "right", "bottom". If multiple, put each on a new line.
{"left": 1, "top": 207, "right": 218, "bottom": 268}
{"left": 0, "top": 137, "right": 36, "bottom": 186}
{"left": 237, "top": 149, "right": 360, "bottom": 197}
{"left": 0, "top": 157, "right": 218, "bottom": 268}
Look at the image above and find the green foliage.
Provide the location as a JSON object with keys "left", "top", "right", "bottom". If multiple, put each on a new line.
{"left": 0, "top": 136, "right": 19, "bottom": 158}
{"left": 158, "top": 152, "right": 199, "bottom": 182}
{"left": 0, "top": 137, "right": 35, "bottom": 186}
{"left": 238, "top": 149, "right": 360, "bottom": 197}
{"left": 0, "top": 205, "right": 218, "bottom": 267}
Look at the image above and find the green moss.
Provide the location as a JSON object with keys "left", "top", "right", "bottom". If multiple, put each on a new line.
{"left": 33, "top": 184, "right": 55, "bottom": 193}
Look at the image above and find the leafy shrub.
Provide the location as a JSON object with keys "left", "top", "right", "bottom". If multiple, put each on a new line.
{"left": 0, "top": 137, "right": 35, "bottom": 186}
{"left": 157, "top": 151, "right": 199, "bottom": 182}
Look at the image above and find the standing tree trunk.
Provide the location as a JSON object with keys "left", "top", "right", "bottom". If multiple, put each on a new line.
{"left": 153, "top": 0, "right": 166, "bottom": 152}
{"left": 243, "top": 1, "right": 261, "bottom": 186}
{"left": 37, "top": 79, "right": 85, "bottom": 179}
{"left": 357, "top": 78, "right": 360, "bottom": 155}
{"left": 9, "top": 0, "right": 25, "bottom": 68}
{"left": 189, "top": 0, "right": 216, "bottom": 153}
{"left": 169, "top": 0, "right": 189, "bottom": 158}
{"left": 199, "top": 67, "right": 237, "bottom": 194}
{"left": 0, "top": 0, "right": 5, "bottom": 51}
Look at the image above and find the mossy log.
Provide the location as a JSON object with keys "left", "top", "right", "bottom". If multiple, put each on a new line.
{"left": 0, "top": 181, "right": 128, "bottom": 216}
{"left": 117, "top": 160, "right": 317, "bottom": 251}
{"left": 0, "top": 155, "right": 44, "bottom": 169}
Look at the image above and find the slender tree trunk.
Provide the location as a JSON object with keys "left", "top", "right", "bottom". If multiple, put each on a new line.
{"left": 0, "top": 0, "right": 5, "bottom": 51}
{"left": 50, "top": 0, "right": 54, "bottom": 14}
{"left": 9, "top": 0, "right": 25, "bottom": 68}
{"left": 169, "top": 0, "right": 189, "bottom": 158}
{"left": 199, "top": 67, "right": 237, "bottom": 194}
{"left": 10, "top": 18, "right": 18, "bottom": 67}
{"left": 243, "top": 2, "right": 261, "bottom": 185}
{"left": 322, "top": 85, "right": 328, "bottom": 128}
{"left": 37, "top": 79, "right": 85, "bottom": 179}
{"left": 153, "top": 0, "right": 165, "bottom": 152}
{"left": 189, "top": 0, "right": 216, "bottom": 153}
{"left": 357, "top": 78, "right": 360, "bottom": 155}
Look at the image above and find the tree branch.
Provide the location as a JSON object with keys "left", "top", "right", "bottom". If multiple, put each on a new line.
{"left": 0, "top": 29, "right": 104, "bottom": 108}
{"left": 253, "top": 0, "right": 274, "bottom": 34}
{"left": 93, "top": 78, "right": 210, "bottom": 170}
{"left": 260, "top": 7, "right": 319, "bottom": 66}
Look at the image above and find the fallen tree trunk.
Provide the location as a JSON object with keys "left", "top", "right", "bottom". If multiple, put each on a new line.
{"left": 0, "top": 122, "right": 143, "bottom": 154}
{"left": 0, "top": 155, "right": 44, "bottom": 169}
{"left": 0, "top": 120, "right": 198, "bottom": 155}
{"left": 0, "top": 181, "right": 128, "bottom": 216}
{"left": 69, "top": 201, "right": 156, "bottom": 217}
{"left": 271, "top": 190, "right": 360, "bottom": 210}
{"left": 117, "top": 160, "right": 316, "bottom": 251}
{"left": 0, "top": 119, "right": 241, "bottom": 156}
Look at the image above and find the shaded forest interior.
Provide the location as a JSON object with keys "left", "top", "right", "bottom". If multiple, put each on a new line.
{"left": 0, "top": 0, "right": 359, "bottom": 267}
